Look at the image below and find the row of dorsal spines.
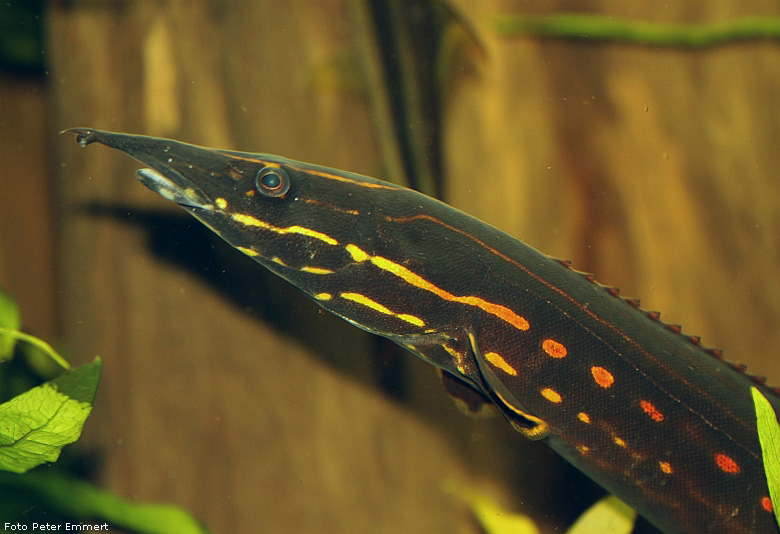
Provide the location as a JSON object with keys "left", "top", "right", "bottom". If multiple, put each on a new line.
{"left": 550, "top": 253, "right": 780, "bottom": 398}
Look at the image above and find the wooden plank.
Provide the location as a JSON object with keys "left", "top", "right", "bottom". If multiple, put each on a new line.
{"left": 0, "top": 74, "right": 56, "bottom": 339}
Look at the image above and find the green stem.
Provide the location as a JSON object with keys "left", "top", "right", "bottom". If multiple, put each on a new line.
{"left": 495, "top": 14, "right": 780, "bottom": 47}
{"left": 0, "top": 327, "right": 70, "bottom": 370}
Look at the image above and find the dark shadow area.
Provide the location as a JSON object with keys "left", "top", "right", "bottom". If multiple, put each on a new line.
{"left": 81, "top": 201, "right": 410, "bottom": 400}
{"left": 0, "top": 0, "right": 45, "bottom": 78}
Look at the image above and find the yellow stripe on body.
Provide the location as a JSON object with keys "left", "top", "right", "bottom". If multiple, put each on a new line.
{"left": 441, "top": 344, "right": 467, "bottom": 374}
{"left": 484, "top": 351, "right": 518, "bottom": 376}
{"left": 346, "top": 244, "right": 369, "bottom": 262}
{"left": 267, "top": 258, "right": 333, "bottom": 275}
{"left": 345, "top": 244, "right": 529, "bottom": 332}
{"left": 300, "top": 266, "right": 335, "bottom": 274}
{"left": 340, "top": 292, "right": 425, "bottom": 327}
{"left": 397, "top": 313, "right": 425, "bottom": 327}
{"left": 236, "top": 246, "right": 258, "bottom": 257}
{"left": 231, "top": 213, "right": 339, "bottom": 245}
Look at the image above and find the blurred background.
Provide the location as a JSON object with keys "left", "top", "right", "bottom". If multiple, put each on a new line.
{"left": 2, "top": 0, "right": 780, "bottom": 532}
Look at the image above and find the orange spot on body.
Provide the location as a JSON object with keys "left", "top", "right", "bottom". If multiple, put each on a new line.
{"left": 762, "top": 496, "right": 773, "bottom": 512}
{"left": 591, "top": 366, "right": 614, "bottom": 388}
{"left": 577, "top": 412, "right": 590, "bottom": 424}
{"left": 577, "top": 444, "right": 590, "bottom": 455}
{"left": 541, "top": 388, "right": 562, "bottom": 403}
{"left": 640, "top": 400, "right": 664, "bottom": 422}
{"left": 659, "top": 461, "right": 673, "bottom": 474}
{"left": 542, "top": 339, "right": 567, "bottom": 358}
{"left": 714, "top": 453, "right": 740, "bottom": 474}
{"left": 613, "top": 436, "right": 626, "bottom": 448}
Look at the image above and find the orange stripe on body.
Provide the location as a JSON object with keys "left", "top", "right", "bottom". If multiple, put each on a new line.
{"left": 640, "top": 400, "right": 664, "bottom": 422}
{"left": 297, "top": 167, "right": 399, "bottom": 189}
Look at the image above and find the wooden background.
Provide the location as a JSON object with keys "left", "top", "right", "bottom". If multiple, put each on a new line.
{"left": 1, "top": 0, "right": 779, "bottom": 532}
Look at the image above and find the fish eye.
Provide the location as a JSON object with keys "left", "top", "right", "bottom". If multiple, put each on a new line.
{"left": 255, "top": 167, "right": 290, "bottom": 197}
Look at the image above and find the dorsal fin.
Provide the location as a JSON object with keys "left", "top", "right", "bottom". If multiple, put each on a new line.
{"left": 550, "top": 252, "right": 780, "bottom": 402}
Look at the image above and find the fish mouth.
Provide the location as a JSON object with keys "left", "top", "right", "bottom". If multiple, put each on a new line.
{"left": 65, "top": 128, "right": 218, "bottom": 210}
{"left": 135, "top": 168, "right": 213, "bottom": 210}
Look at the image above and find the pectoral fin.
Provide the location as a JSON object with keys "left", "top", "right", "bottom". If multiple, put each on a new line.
{"left": 467, "top": 331, "right": 549, "bottom": 440}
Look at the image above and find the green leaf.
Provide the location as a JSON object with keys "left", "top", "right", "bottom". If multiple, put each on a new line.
{"left": 566, "top": 495, "right": 636, "bottom": 534}
{"left": 445, "top": 481, "right": 540, "bottom": 534}
{"left": 0, "top": 358, "right": 101, "bottom": 473}
{"left": 446, "top": 479, "right": 637, "bottom": 534}
{"left": 752, "top": 387, "right": 780, "bottom": 531}
{"left": 468, "top": 494, "right": 540, "bottom": 534}
{"left": 0, "top": 286, "right": 21, "bottom": 360}
{"left": 0, "top": 470, "right": 210, "bottom": 534}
